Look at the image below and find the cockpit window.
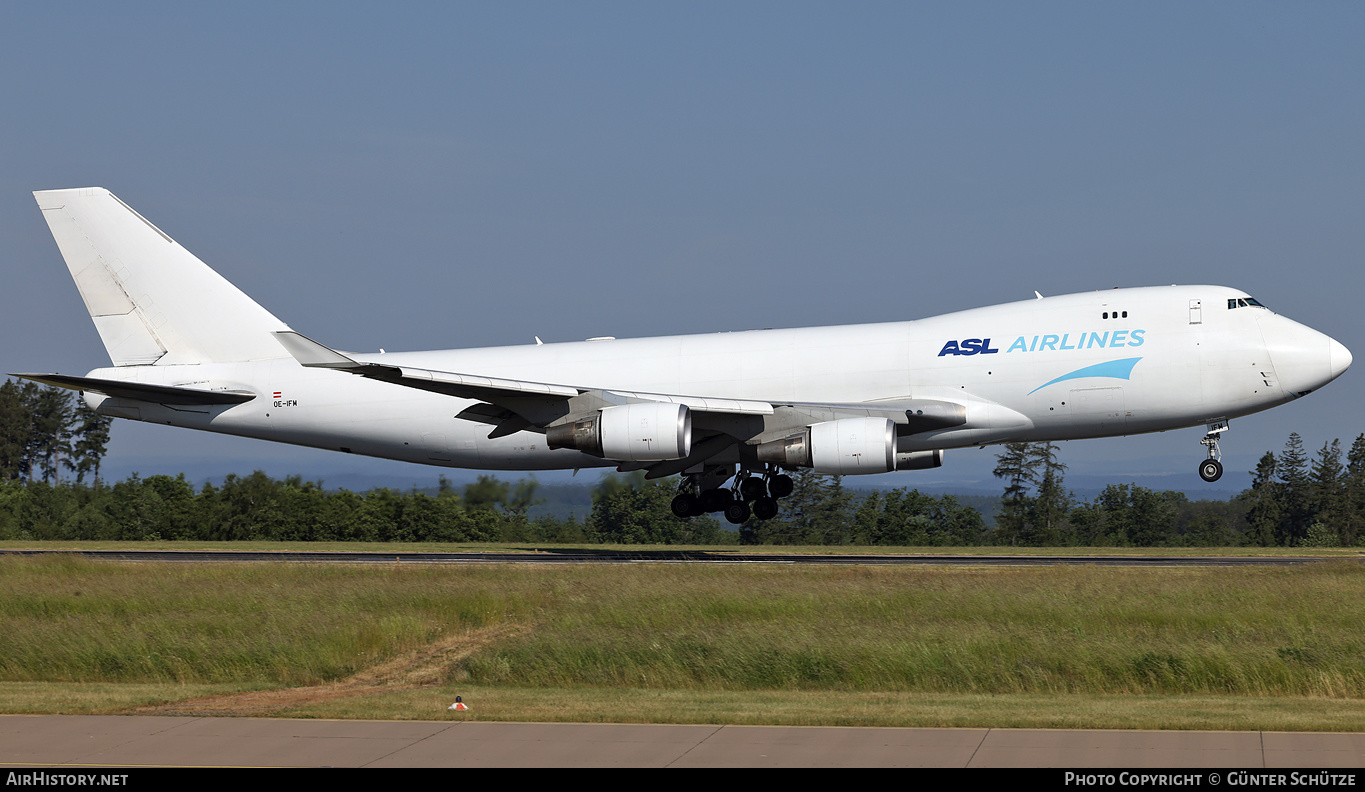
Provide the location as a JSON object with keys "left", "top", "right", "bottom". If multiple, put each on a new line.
{"left": 1227, "top": 297, "right": 1268, "bottom": 310}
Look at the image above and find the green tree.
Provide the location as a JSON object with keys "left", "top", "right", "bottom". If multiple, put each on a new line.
{"left": 1309, "top": 439, "right": 1345, "bottom": 544}
{"left": 1025, "top": 442, "right": 1071, "bottom": 545}
{"left": 1174, "top": 498, "right": 1248, "bottom": 546}
{"left": 992, "top": 442, "right": 1036, "bottom": 544}
{"left": 71, "top": 400, "right": 113, "bottom": 487}
{"left": 1342, "top": 435, "right": 1365, "bottom": 545}
{"left": 1077, "top": 483, "right": 1178, "bottom": 546}
{"left": 744, "top": 469, "right": 855, "bottom": 545}
{"left": 30, "top": 386, "right": 74, "bottom": 484}
{"left": 992, "top": 442, "right": 1071, "bottom": 545}
{"left": 857, "top": 487, "right": 986, "bottom": 546}
{"left": 504, "top": 477, "right": 543, "bottom": 517}
{"left": 463, "top": 475, "right": 509, "bottom": 511}
{"left": 1241, "top": 451, "right": 1282, "bottom": 546}
{"left": 0, "top": 380, "right": 32, "bottom": 480}
{"left": 797, "top": 474, "right": 855, "bottom": 545}
{"left": 1276, "top": 433, "right": 1312, "bottom": 544}
{"left": 213, "top": 471, "right": 289, "bottom": 540}
{"left": 587, "top": 474, "right": 720, "bottom": 544}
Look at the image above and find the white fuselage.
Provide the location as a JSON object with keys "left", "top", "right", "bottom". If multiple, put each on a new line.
{"left": 83, "top": 284, "right": 1350, "bottom": 473}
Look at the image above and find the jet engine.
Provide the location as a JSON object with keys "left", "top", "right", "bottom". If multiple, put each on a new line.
{"left": 546, "top": 402, "right": 692, "bottom": 461}
{"left": 756, "top": 417, "right": 897, "bottom": 474}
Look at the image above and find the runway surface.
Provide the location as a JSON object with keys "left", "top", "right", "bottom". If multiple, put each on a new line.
{"left": 3, "top": 715, "right": 1364, "bottom": 767}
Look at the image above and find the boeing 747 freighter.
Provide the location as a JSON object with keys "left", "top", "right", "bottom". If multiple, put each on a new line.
{"left": 18, "top": 188, "right": 1352, "bottom": 523}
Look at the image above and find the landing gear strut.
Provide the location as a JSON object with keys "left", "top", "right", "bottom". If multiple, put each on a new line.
{"left": 1198, "top": 420, "right": 1229, "bottom": 483}
{"left": 671, "top": 464, "right": 736, "bottom": 519}
{"left": 672, "top": 465, "right": 792, "bottom": 523}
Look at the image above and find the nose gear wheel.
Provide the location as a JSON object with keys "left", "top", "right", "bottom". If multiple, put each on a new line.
{"left": 1198, "top": 420, "right": 1229, "bottom": 482}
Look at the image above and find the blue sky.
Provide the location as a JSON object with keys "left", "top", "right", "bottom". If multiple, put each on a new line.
{"left": 2, "top": 2, "right": 1362, "bottom": 494}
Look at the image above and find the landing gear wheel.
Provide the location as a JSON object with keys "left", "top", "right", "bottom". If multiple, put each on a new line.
{"left": 671, "top": 493, "right": 700, "bottom": 519}
{"left": 1199, "top": 459, "right": 1223, "bottom": 483}
{"left": 739, "top": 476, "right": 767, "bottom": 502}
{"left": 699, "top": 488, "right": 734, "bottom": 513}
{"left": 1198, "top": 420, "right": 1229, "bottom": 484}
{"left": 752, "top": 496, "right": 779, "bottom": 521}
{"left": 768, "top": 474, "right": 794, "bottom": 499}
{"left": 724, "top": 501, "right": 751, "bottom": 525}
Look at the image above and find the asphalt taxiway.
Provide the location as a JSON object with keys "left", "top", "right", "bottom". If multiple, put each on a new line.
{"left": 3, "top": 715, "right": 1364, "bottom": 768}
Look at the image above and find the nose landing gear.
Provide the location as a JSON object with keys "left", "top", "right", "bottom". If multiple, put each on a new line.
{"left": 1198, "top": 420, "right": 1229, "bottom": 482}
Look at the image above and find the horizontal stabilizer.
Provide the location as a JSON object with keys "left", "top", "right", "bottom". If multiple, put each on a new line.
{"left": 11, "top": 373, "right": 256, "bottom": 405}
{"left": 271, "top": 330, "right": 374, "bottom": 371}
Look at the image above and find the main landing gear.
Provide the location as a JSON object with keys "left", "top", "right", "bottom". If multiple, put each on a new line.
{"left": 1198, "top": 420, "right": 1229, "bottom": 483}
{"left": 671, "top": 465, "right": 795, "bottom": 525}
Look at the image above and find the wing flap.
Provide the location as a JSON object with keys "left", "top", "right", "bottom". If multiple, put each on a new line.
{"left": 600, "top": 390, "right": 773, "bottom": 416}
{"left": 772, "top": 399, "right": 967, "bottom": 433}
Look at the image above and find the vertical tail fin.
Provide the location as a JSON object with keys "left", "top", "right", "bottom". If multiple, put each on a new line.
{"left": 33, "top": 187, "right": 291, "bottom": 365}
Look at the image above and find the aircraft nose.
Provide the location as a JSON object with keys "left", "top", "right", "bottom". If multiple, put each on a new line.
{"left": 1329, "top": 336, "right": 1352, "bottom": 381}
{"left": 1263, "top": 316, "right": 1350, "bottom": 398}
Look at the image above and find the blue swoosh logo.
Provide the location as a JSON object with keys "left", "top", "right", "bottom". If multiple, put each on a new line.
{"left": 1028, "top": 357, "right": 1142, "bottom": 395}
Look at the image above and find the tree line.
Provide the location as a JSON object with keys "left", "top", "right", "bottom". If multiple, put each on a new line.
{"left": 0, "top": 380, "right": 112, "bottom": 486}
{"left": 989, "top": 433, "right": 1365, "bottom": 547}
{"left": 2, "top": 379, "right": 1361, "bottom": 546}
{"left": 0, "top": 469, "right": 981, "bottom": 546}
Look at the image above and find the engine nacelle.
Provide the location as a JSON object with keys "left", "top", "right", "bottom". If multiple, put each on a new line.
{"left": 757, "top": 417, "right": 897, "bottom": 474}
{"left": 546, "top": 403, "right": 692, "bottom": 461}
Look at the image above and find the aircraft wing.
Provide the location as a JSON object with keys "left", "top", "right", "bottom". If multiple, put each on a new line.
{"left": 273, "top": 330, "right": 775, "bottom": 420}
{"left": 272, "top": 331, "right": 965, "bottom": 474}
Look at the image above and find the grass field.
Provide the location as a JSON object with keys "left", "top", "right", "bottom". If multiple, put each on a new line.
{"left": 3, "top": 547, "right": 1364, "bottom": 730}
